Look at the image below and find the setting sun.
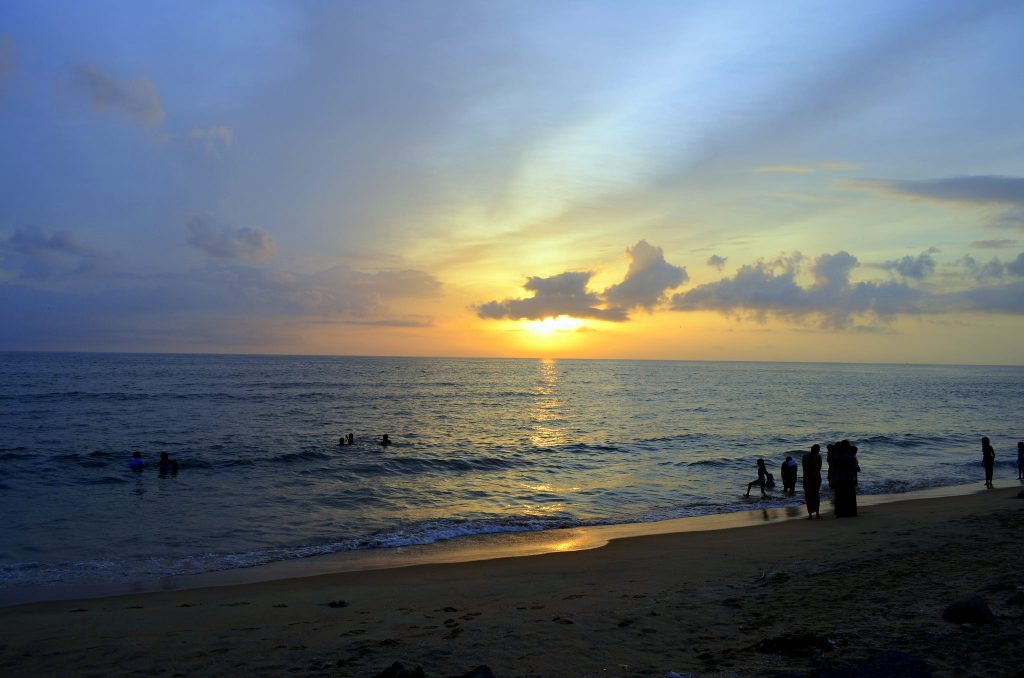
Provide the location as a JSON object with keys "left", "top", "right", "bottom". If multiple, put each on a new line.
{"left": 523, "top": 316, "right": 586, "bottom": 336}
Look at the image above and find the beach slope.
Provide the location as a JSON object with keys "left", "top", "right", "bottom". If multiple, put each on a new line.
{"left": 2, "top": 487, "right": 1022, "bottom": 677}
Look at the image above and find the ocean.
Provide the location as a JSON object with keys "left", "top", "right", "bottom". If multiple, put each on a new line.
{"left": 1, "top": 352, "right": 1021, "bottom": 601}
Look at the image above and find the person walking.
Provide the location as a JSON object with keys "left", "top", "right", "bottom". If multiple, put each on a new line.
{"left": 745, "top": 458, "right": 770, "bottom": 498}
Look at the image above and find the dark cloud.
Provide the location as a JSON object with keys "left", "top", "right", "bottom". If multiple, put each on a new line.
{"left": 864, "top": 176, "right": 1024, "bottom": 231}
{"left": 476, "top": 271, "right": 628, "bottom": 322}
{"left": 868, "top": 175, "right": 1024, "bottom": 206}
{"left": 3, "top": 227, "right": 96, "bottom": 258}
{"left": 881, "top": 250, "right": 936, "bottom": 280}
{"left": 208, "top": 264, "right": 441, "bottom": 317}
{"left": 945, "top": 281, "right": 1024, "bottom": 315}
{"left": 706, "top": 254, "right": 727, "bottom": 270}
{"left": 671, "top": 251, "right": 923, "bottom": 328}
{"left": 72, "top": 64, "right": 164, "bottom": 126}
{"left": 187, "top": 218, "right": 277, "bottom": 262}
{"left": 961, "top": 254, "right": 1005, "bottom": 281}
{"left": 970, "top": 239, "right": 1018, "bottom": 249}
{"left": 602, "top": 240, "right": 687, "bottom": 311}
{"left": 1007, "top": 253, "right": 1024, "bottom": 276}
{"left": 0, "top": 227, "right": 111, "bottom": 281}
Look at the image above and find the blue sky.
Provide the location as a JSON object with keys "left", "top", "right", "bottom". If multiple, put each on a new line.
{"left": 2, "top": 1, "right": 1023, "bottom": 362}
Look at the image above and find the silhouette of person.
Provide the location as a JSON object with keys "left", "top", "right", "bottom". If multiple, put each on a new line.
{"left": 339, "top": 436, "right": 347, "bottom": 446}
{"left": 380, "top": 434, "right": 392, "bottom": 446}
{"left": 1017, "top": 441, "right": 1023, "bottom": 481}
{"left": 347, "top": 432, "right": 354, "bottom": 445}
{"left": 833, "top": 440, "right": 860, "bottom": 517}
{"left": 781, "top": 455, "right": 798, "bottom": 494}
{"left": 129, "top": 451, "right": 144, "bottom": 471}
{"left": 802, "top": 444, "right": 823, "bottom": 519}
{"left": 981, "top": 436, "right": 995, "bottom": 487}
{"left": 158, "top": 452, "right": 173, "bottom": 475}
{"left": 745, "top": 458, "right": 769, "bottom": 498}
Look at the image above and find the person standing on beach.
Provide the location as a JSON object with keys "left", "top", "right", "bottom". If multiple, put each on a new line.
{"left": 802, "top": 445, "right": 822, "bottom": 519}
{"left": 981, "top": 436, "right": 995, "bottom": 487}
{"left": 1017, "top": 441, "right": 1023, "bottom": 481}
{"left": 745, "top": 458, "right": 769, "bottom": 498}
{"left": 833, "top": 440, "right": 860, "bottom": 517}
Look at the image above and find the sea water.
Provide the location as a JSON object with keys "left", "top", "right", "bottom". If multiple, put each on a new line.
{"left": 1, "top": 352, "right": 1021, "bottom": 599}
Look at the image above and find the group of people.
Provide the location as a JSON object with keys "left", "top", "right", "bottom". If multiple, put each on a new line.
{"left": 128, "top": 450, "right": 179, "bottom": 476}
{"left": 339, "top": 433, "right": 392, "bottom": 446}
{"left": 748, "top": 436, "right": 1024, "bottom": 519}
{"left": 744, "top": 440, "right": 861, "bottom": 519}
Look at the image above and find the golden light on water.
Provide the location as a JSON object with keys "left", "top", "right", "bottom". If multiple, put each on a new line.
{"left": 549, "top": 540, "right": 578, "bottom": 552}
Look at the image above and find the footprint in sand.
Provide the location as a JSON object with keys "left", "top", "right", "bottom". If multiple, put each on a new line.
{"left": 222, "top": 602, "right": 250, "bottom": 607}
{"left": 563, "top": 594, "right": 584, "bottom": 600}
{"left": 273, "top": 603, "right": 288, "bottom": 608}
{"left": 552, "top": 616, "right": 574, "bottom": 624}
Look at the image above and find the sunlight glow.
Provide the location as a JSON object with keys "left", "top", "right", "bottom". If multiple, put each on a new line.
{"left": 524, "top": 316, "right": 585, "bottom": 336}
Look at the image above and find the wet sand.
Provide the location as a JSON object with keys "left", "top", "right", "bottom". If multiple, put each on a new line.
{"left": 2, "top": 486, "right": 1022, "bottom": 677}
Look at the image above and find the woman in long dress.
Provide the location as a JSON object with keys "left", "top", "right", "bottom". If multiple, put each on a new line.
{"left": 802, "top": 444, "right": 822, "bottom": 519}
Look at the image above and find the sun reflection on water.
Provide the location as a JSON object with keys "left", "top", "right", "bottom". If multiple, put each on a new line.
{"left": 529, "top": 359, "right": 567, "bottom": 447}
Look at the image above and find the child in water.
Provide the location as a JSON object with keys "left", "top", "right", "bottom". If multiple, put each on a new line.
{"left": 129, "top": 451, "right": 144, "bottom": 471}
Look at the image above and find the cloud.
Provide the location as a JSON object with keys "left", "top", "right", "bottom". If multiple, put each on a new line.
{"left": 819, "top": 162, "right": 860, "bottom": 171}
{"left": 671, "top": 251, "right": 924, "bottom": 328}
{"left": 3, "top": 227, "right": 96, "bottom": 258}
{"left": 339, "top": 318, "right": 434, "bottom": 328}
{"left": 602, "top": 240, "right": 687, "bottom": 311}
{"left": 72, "top": 64, "right": 164, "bottom": 126}
{"left": 961, "top": 254, "right": 1004, "bottom": 281}
{"left": 0, "top": 227, "right": 111, "bottom": 281}
{"left": 754, "top": 165, "right": 815, "bottom": 174}
{"left": 187, "top": 218, "right": 277, "bottom": 262}
{"left": 211, "top": 263, "right": 441, "bottom": 317}
{"left": 867, "top": 175, "right": 1024, "bottom": 206}
{"left": 1007, "top": 253, "right": 1024, "bottom": 277}
{"left": 187, "top": 126, "right": 234, "bottom": 156}
{"left": 863, "top": 175, "right": 1024, "bottom": 231}
{"left": 970, "top": 239, "right": 1018, "bottom": 249}
{"left": 881, "top": 250, "right": 936, "bottom": 280}
{"left": 476, "top": 271, "right": 628, "bottom": 322}
{"left": 707, "top": 254, "right": 727, "bottom": 271}
{"left": 0, "top": 35, "right": 14, "bottom": 91}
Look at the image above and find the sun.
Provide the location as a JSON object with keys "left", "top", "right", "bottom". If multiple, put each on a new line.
{"left": 524, "top": 316, "right": 585, "bottom": 336}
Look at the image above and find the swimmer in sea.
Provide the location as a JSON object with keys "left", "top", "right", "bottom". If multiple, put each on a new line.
{"left": 129, "top": 451, "right": 144, "bottom": 471}
{"left": 380, "top": 434, "right": 392, "bottom": 446}
{"left": 158, "top": 452, "right": 179, "bottom": 475}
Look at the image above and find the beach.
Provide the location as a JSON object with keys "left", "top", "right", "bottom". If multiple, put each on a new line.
{"left": 2, "top": 486, "right": 1021, "bottom": 677}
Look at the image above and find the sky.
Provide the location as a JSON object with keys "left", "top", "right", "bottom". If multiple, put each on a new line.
{"left": 1, "top": 0, "right": 1023, "bottom": 364}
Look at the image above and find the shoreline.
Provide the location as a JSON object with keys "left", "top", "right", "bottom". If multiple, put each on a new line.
{"left": 2, "top": 485, "right": 1021, "bottom": 676}
{"left": 0, "top": 480, "right": 994, "bottom": 607}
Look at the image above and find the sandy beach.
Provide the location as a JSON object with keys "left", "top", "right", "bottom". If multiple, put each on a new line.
{"left": 2, "top": 486, "right": 1022, "bottom": 677}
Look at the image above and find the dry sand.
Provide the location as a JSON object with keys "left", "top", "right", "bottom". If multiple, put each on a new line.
{"left": 2, "top": 486, "right": 1022, "bottom": 677}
